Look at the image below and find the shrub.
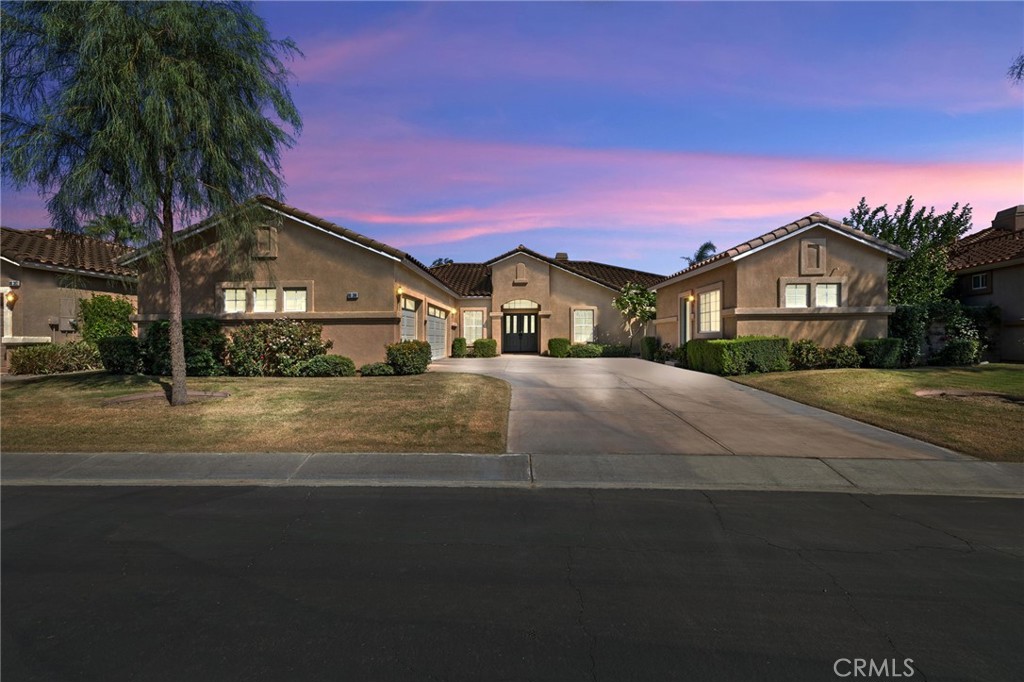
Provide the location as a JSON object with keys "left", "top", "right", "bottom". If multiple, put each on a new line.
{"left": 823, "top": 344, "right": 862, "bottom": 369}
{"left": 671, "top": 343, "right": 688, "bottom": 368}
{"left": 78, "top": 295, "right": 134, "bottom": 344}
{"left": 143, "top": 319, "right": 229, "bottom": 376}
{"left": 473, "top": 338, "right": 498, "bottom": 358}
{"left": 8, "top": 341, "right": 102, "bottom": 375}
{"left": 548, "top": 338, "right": 571, "bottom": 358}
{"left": 640, "top": 336, "right": 660, "bottom": 361}
{"left": 600, "top": 343, "right": 630, "bottom": 357}
{"left": 98, "top": 335, "right": 142, "bottom": 374}
{"left": 291, "top": 354, "right": 356, "bottom": 377}
{"left": 856, "top": 338, "right": 904, "bottom": 369}
{"left": 452, "top": 337, "right": 468, "bottom": 358}
{"left": 686, "top": 336, "right": 791, "bottom": 376}
{"left": 359, "top": 361, "right": 395, "bottom": 377}
{"left": 935, "top": 339, "right": 980, "bottom": 366}
{"left": 227, "top": 320, "right": 330, "bottom": 377}
{"left": 386, "top": 339, "right": 432, "bottom": 375}
{"left": 790, "top": 339, "right": 824, "bottom": 370}
{"left": 568, "top": 343, "right": 603, "bottom": 358}
{"left": 890, "top": 305, "right": 929, "bottom": 366}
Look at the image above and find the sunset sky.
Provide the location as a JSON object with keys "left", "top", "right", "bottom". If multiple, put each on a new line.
{"left": 2, "top": 1, "right": 1022, "bottom": 276}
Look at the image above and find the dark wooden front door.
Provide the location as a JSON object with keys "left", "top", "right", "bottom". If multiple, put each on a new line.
{"left": 503, "top": 313, "right": 538, "bottom": 353}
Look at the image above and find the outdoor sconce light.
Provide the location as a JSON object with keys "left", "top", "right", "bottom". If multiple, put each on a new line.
{"left": 687, "top": 294, "right": 695, "bottom": 302}
{"left": 396, "top": 285, "right": 404, "bottom": 296}
{"left": 449, "top": 307, "right": 457, "bottom": 315}
{"left": 5, "top": 291, "right": 19, "bottom": 306}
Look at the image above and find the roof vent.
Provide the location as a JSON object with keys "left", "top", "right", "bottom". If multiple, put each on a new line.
{"left": 555, "top": 252, "right": 569, "bottom": 260}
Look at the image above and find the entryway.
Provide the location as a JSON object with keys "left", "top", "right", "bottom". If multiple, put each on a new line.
{"left": 502, "top": 312, "right": 538, "bottom": 353}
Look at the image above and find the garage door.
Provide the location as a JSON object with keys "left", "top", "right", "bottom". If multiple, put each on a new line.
{"left": 401, "top": 298, "right": 417, "bottom": 341}
{"left": 426, "top": 305, "right": 447, "bottom": 360}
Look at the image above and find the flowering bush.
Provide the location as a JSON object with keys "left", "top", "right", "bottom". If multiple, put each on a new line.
{"left": 228, "top": 320, "right": 332, "bottom": 376}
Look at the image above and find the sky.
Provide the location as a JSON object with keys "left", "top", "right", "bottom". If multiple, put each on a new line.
{"left": 2, "top": 1, "right": 1022, "bottom": 276}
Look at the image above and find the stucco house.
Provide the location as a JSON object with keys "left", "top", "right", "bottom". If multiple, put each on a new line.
{"left": 125, "top": 197, "right": 663, "bottom": 366}
{"left": 948, "top": 205, "right": 1024, "bottom": 362}
{"left": 651, "top": 213, "right": 909, "bottom": 348}
{"left": 1, "top": 227, "right": 137, "bottom": 365}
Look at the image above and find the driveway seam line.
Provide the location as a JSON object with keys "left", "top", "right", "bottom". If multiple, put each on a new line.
{"left": 818, "top": 458, "right": 861, "bottom": 490}
{"left": 635, "top": 388, "right": 737, "bottom": 455}
{"left": 287, "top": 452, "right": 316, "bottom": 482}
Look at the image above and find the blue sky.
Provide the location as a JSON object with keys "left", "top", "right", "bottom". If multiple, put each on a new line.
{"left": 3, "top": 1, "right": 1022, "bottom": 276}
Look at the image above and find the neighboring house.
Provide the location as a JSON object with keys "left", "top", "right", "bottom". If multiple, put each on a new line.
{"left": 0, "top": 227, "right": 137, "bottom": 365}
{"left": 125, "top": 197, "right": 664, "bottom": 366}
{"left": 651, "top": 213, "right": 909, "bottom": 348}
{"left": 948, "top": 205, "right": 1024, "bottom": 362}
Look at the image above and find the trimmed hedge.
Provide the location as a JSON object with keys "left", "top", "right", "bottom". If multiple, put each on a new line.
{"left": 473, "top": 338, "right": 498, "bottom": 358}
{"left": 8, "top": 341, "right": 102, "bottom": 375}
{"left": 936, "top": 339, "right": 980, "bottom": 366}
{"left": 78, "top": 295, "right": 134, "bottom": 344}
{"left": 291, "top": 354, "right": 356, "bottom": 377}
{"left": 671, "top": 343, "right": 688, "bottom": 368}
{"left": 227, "top": 320, "right": 330, "bottom": 377}
{"left": 686, "top": 336, "right": 791, "bottom": 376}
{"left": 98, "top": 335, "right": 142, "bottom": 374}
{"left": 600, "top": 343, "right": 630, "bottom": 357}
{"left": 856, "top": 338, "right": 903, "bottom": 369}
{"left": 359, "top": 361, "right": 395, "bottom": 377}
{"left": 790, "top": 339, "right": 825, "bottom": 370}
{"left": 823, "top": 344, "right": 862, "bottom": 369}
{"left": 386, "top": 340, "right": 432, "bottom": 374}
{"left": 548, "top": 338, "right": 571, "bottom": 358}
{"left": 451, "top": 337, "right": 468, "bottom": 358}
{"left": 144, "top": 319, "right": 229, "bottom": 376}
{"left": 568, "top": 343, "right": 603, "bottom": 358}
{"left": 640, "top": 336, "right": 660, "bottom": 361}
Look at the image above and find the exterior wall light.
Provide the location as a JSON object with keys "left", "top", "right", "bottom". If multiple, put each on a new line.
{"left": 5, "top": 291, "right": 19, "bottom": 306}
{"left": 687, "top": 294, "right": 695, "bottom": 302}
{"left": 396, "top": 285, "right": 404, "bottom": 296}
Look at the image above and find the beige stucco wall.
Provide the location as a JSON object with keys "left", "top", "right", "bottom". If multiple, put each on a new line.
{"left": 654, "top": 262, "right": 738, "bottom": 345}
{"left": 958, "top": 261, "right": 1024, "bottom": 361}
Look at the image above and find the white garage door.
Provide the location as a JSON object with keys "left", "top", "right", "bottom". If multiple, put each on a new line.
{"left": 426, "top": 305, "right": 448, "bottom": 360}
{"left": 401, "top": 306, "right": 417, "bottom": 342}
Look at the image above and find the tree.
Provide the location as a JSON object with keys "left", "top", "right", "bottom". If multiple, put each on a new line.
{"left": 2, "top": 1, "right": 302, "bottom": 405}
{"left": 1009, "top": 52, "right": 1024, "bottom": 84}
{"left": 84, "top": 214, "right": 145, "bottom": 246}
{"left": 847, "top": 196, "right": 972, "bottom": 306}
{"left": 683, "top": 241, "right": 716, "bottom": 266}
{"left": 431, "top": 257, "right": 454, "bottom": 267}
{"left": 612, "top": 282, "right": 657, "bottom": 352}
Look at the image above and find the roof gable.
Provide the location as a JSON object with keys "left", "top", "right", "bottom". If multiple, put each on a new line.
{"left": 480, "top": 244, "right": 664, "bottom": 293}
{"left": 0, "top": 226, "right": 136, "bottom": 279}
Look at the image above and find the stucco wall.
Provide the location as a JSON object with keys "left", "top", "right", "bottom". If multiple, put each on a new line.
{"left": 958, "top": 262, "right": 1024, "bottom": 361}
{"left": 654, "top": 263, "right": 738, "bottom": 345}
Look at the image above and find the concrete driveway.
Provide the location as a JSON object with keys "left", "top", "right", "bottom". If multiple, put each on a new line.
{"left": 431, "top": 356, "right": 968, "bottom": 460}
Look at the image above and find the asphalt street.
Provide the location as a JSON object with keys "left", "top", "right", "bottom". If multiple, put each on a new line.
{"left": 2, "top": 487, "right": 1021, "bottom": 681}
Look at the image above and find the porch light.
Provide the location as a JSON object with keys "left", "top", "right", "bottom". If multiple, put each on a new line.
{"left": 687, "top": 294, "right": 695, "bottom": 302}
{"left": 4, "top": 291, "right": 18, "bottom": 306}
{"left": 396, "top": 285, "right": 404, "bottom": 296}
{"left": 450, "top": 307, "right": 457, "bottom": 315}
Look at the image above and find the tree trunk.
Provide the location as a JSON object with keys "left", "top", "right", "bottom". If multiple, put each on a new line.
{"left": 162, "top": 198, "right": 188, "bottom": 406}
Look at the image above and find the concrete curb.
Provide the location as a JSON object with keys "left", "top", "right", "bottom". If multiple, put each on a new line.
{"left": 2, "top": 452, "right": 1021, "bottom": 498}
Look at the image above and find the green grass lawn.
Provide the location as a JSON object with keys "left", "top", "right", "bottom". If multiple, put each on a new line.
{"left": 732, "top": 364, "right": 1024, "bottom": 462}
{"left": 1, "top": 372, "right": 510, "bottom": 453}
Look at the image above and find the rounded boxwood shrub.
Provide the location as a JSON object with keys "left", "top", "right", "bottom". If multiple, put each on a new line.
{"left": 855, "top": 338, "right": 904, "bottom": 369}
{"left": 547, "top": 338, "right": 571, "bottom": 358}
{"left": 451, "top": 337, "right": 468, "bottom": 358}
{"left": 144, "top": 319, "right": 228, "bottom": 376}
{"left": 359, "top": 361, "right": 395, "bottom": 377}
{"left": 98, "top": 335, "right": 142, "bottom": 374}
{"left": 473, "top": 338, "right": 498, "bottom": 358}
{"left": 935, "top": 339, "right": 980, "bottom": 366}
{"left": 790, "top": 339, "right": 824, "bottom": 370}
{"left": 568, "top": 342, "right": 603, "bottom": 358}
{"left": 600, "top": 343, "right": 630, "bottom": 358}
{"left": 386, "top": 340, "right": 432, "bottom": 375}
{"left": 823, "top": 344, "right": 862, "bottom": 369}
{"left": 291, "top": 354, "right": 356, "bottom": 377}
{"left": 227, "top": 320, "right": 331, "bottom": 377}
{"left": 8, "top": 341, "right": 102, "bottom": 375}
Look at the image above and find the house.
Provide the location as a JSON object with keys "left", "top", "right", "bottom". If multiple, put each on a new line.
{"left": 125, "top": 197, "right": 663, "bottom": 366}
{"left": 947, "top": 205, "right": 1024, "bottom": 362}
{"left": 651, "top": 213, "right": 909, "bottom": 348}
{"left": 1, "top": 227, "right": 137, "bottom": 365}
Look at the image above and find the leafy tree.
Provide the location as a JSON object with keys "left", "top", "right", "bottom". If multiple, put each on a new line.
{"left": 431, "top": 257, "right": 454, "bottom": 267}
{"left": 612, "top": 282, "right": 657, "bottom": 351}
{"left": 2, "top": 1, "right": 302, "bottom": 405}
{"left": 847, "top": 196, "right": 972, "bottom": 306}
{"left": 84, "top": 214, "right": 145, "bottom": 246}
{"left": 683, "top": 241, "right": 717, "bottom": 266}
{"left": 1009, "top": 52, "right": 1024, "bottom": 84}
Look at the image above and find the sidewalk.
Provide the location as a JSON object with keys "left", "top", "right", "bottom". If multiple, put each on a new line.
{"left": 3, "top": 452, "right": 1021, "bottom": 498}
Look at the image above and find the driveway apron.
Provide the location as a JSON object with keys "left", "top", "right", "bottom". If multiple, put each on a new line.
{"left": 431, "top": 357, "right": 967, "bottom": 460}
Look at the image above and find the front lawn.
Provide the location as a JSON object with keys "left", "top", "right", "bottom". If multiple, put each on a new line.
{"left": 1, "top": 373, "right": 510, "bottom": 454}
{"left": 732, "top": 364, "right": 1024, "bottom": 462}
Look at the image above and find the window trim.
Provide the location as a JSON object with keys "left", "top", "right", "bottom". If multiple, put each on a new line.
{"left": 777, "top": 276, "right": 846, "bottom": 308}
{"left": 282, "top": 287, "right": 308, "bottom": 313}
{"left": 969, "top": 272, "right": 991, "bottom": 294}
{"left": 694, "top": 282, "right": 724, "bottom": 339}
{"left": 784, "top": 283, "right": 810, "bottom": 308}
{"left": 571, "top": 307, "right": 596, "bottom": 344}
{"left": 217, "top": 280, "right": 313, "bottom": 315}
{"left": 461, "top": 308, "right": 486, "bottom": 343}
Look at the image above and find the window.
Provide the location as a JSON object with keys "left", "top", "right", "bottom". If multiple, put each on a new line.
{"left": 253, "top": 288, "right": 276, "bottom": 313}
{"left": 784, "top": 284, "right": 809, "bottom": 308}
{"left": 462, "top": 311, "right": 484, "bottom": 343}
{"left": 224, "top": 288, "right": 246, "bottom": 313}
{"left": 427, "top": 304, "right": 448, "bottom": 319}
{"left": 971, "top": 273, "right": 988, "bottom": 291}
{"left": 283, "top": 288, "right": 307, "bottom": 313}
{"left": 573, "top": 309, "right": 595, "bottom": 343}
{"left": 815, "top": 283, "right": 839, "bottom": 307}
{"left": 401, "top": 297, "right": 418, "bottom": 311}
{"left": 698, "top": 289, "right": 721, "bottom": 333}
{"left": 502, "top": 299, "right": 540, "bottom": 310}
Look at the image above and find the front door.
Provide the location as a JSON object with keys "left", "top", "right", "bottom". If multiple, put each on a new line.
{"left": 503, "top": 313, "right": 538, "bottom": 353}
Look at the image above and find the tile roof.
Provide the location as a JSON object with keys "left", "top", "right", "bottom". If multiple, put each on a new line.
{"left": 431, "top": 245, "right": 665, "bottom": 296}
{"left": 947, "top": 228, "right": 1024, "bottom": 271}
{"left": 655, "top": 212, "right": 909, "bottom": 286}
{"left": 1, "top": 226, "right": 136, "bottom": 278}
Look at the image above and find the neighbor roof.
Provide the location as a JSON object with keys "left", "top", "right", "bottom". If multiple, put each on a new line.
{"left": 653, "top": 212, "right": 909, "bottom": 290}
{"left": 0, "top": 226, "right": 136, "bottom": 279}
{"left": 947, "top": 205, "right": 1024, "bottom": 272}
{"left": 431, "top": 246, "right": 664, "bottom": 296}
